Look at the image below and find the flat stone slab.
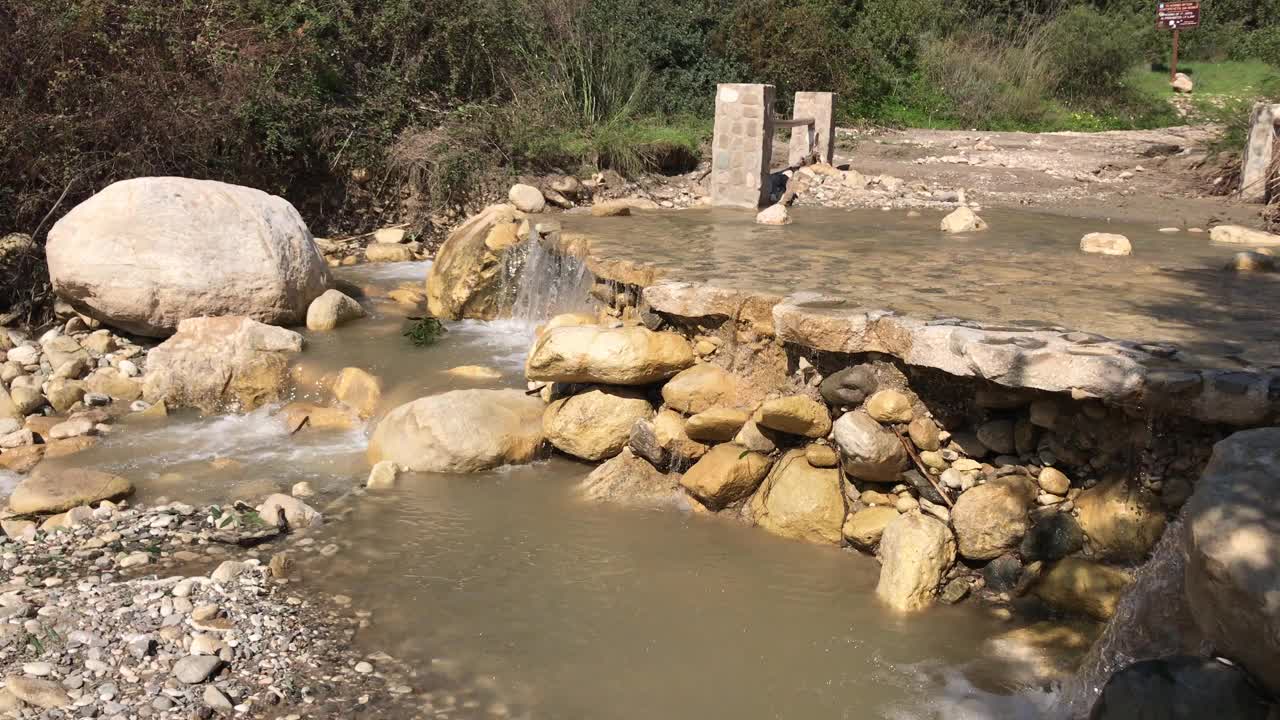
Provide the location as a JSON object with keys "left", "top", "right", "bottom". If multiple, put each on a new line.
{"left": 556, "top": 208, "right": 1280, "bottom": 425}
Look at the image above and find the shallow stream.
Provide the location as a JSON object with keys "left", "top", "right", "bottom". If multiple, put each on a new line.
{"left": 44, "top": 258, "right": 1088, "bottom": 719}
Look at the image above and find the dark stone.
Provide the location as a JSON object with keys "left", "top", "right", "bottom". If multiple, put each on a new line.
{"left": 982, "top": 553, "right": 1023, "bottom": 594}
{"left": 939, "top": 577, "right": 970, "bottom": 604}
{"left": 902, "top": 469, "right": 946, "bottom": 505}
{"left": 1089, "top": 656, "right": 1271, "bottom": 720}
{"left": 819, "top": 366, "right": 878, "bottom": 407}
{"left": 628, "top": 419, "right": 667, "bottom": 469}
{"left": 1204, "top": 371, "right": 1262, "bottom": 396}
{"left": 1020, "top": 512, "right": 1085, "bottom": 562}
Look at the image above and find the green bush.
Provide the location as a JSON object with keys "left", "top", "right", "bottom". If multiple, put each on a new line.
{"left": 918, "top": 30, "right": 1059, "bottom": 129}
{"left": 1044, "top": 6, "right": 1154, "bottom": 99}
{"left": 1230, "top": 27, "right": 1280, "bottom": 67}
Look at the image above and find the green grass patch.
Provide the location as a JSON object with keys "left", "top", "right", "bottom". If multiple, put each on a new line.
{"left": 1129, "top": 60, "right": 1280, "bottom": 100}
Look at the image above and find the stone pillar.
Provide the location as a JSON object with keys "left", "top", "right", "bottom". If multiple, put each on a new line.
{"left": 788, "top": 92, "right": 835, "bottom": 167}
{"left": 1241, "top": 102, "right": 1280, "bottom": 204}
{"left": 711, "top": 83, "right": 775, "bottom": 209}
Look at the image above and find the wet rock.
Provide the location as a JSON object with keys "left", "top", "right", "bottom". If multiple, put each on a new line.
{"left": 143, "top": 316, "right": 303, "bottom": 413}
{"left": 544, "top": 386, "right": 654, "bottom": 461}
{"left": 843, "top": 506, "right": 899, "bottom": 550}
{"left": 755, "top": 203, "right": 790, "bottom": 225}
{"left": 4, "top": 675, "right": 71, "bottom": 708}
{"left": 366, "top": 461, "right": 399, "bottom": 489}
{"left": 661, "top": 364, "right": 739, "bottom": 414}
{"left": 939, "top": 207, "right": 987, "bottom": 233}
{"left": 1079, "top": 233, "right": 1132, "bottom": 256}
{"left": 368, "top": 389, "right": 546, "bottom": 472}
{"left": 1020, "top": 512, "right": 1084, "bottom": 562}
{"left": 508, "top": 183, "right": 545, "bottom": 213}
{"left": 1075, "top": 478, "right": 1166, "bottom": 561}
{"left": 48, "top": 416, "right": 97, "bottom": 440}
{"left": 833, "top": 410, "right": 908, "bottom": 483}
{"left": 257, "top": 493, "right": 321, "bottom": 530}
{"left": 680, "top": 443, "right": 773, "bottom": 510}
{"left": 426, "top": 204, "right": 525, "bottom": 320}
{"left": 819, "top": 366, "right": 878, "bottom": 407}
{"left": 306, "top": 289, "right": 366, "bottom": 331}
{"left": 8, "top": 467, "right": 133, "bottom": 514}
{"left": 446, "top": 364, "right": 503, "bottom": 380}
{"left": 907, "top": 417, "right": 940, "bottom": 451}
{"left": 1185, "top": 428, "right": 1280, "bottom": 694}
{"left": 47, "top": 177, "right": 329, "bottom": 336}
{"left": 1209, "top": 224, "right": 1280, "bottom": 247}
{"left": 685, "top": 407, "right": 750, "bottom": 443}
{"left": 1226, "top": 251, "right": 1276, "bottom": 273}
{"left": 976, "top": 419, "right": 1017, "bottom": 455}
{"left": 750, "top": 450, "right": 846, "bottom": 545}
{"left": 590, "top": 201, "right": 632, "bottom": 217}
{"left": 755, "top": 395, "right": 831, "bottom": 438}
{"left": 1090, "top": 656, "right": 1271, "bottom": 720}
{"left": 865, "top": 389, "right": 913, "bottom": 423}
{"left": 939, "top": 577, "right": 970, "bottom": 604}
{"left": 281, "top": 402, "right": 359, "bottom": 433}
{"left": 983, "top": 553, "right": 1023, "bottom": 593}
{"left": 526, "top": 325, "right": 694, "bottom": 385}
{"left": 579, "top": 448, "right": 681, "bottom": 506}
{"left": 876, "top": 513, "right": 956, "bottom": 612}
{"left": 1033, "top": 558, "right": 1131, "bottom": 621}
{"left": 333, "top": 366, "right": 382, "bottom": 418}
{"left": 951, "top": 476, "right": 1036, "bottom": 560}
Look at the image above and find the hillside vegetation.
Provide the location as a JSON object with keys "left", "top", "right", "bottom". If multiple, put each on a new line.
{"left": 2, "top": 0, "right": 1278, "bottom": 242}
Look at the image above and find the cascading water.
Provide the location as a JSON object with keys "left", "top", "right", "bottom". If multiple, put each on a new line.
{"left": 1052, "top": 518, "right": 1205, "bottom": 718}
{"left": 498, "top": 227, "right": 596, "bottom": 327}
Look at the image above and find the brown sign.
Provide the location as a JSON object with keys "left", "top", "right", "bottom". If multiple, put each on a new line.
{"left": 1157, "top": 1, "right": 1200, "bottom": 29}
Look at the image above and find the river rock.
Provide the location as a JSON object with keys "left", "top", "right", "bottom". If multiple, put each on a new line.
{"left": 1185, "top": 428, "right": 1280, "bottom": 694}
{"left": 1038, "top": 466, "right": 1071, "bottom": 495}
{"left": 579, "top": 448, "right": 681, "bottom": 506}
{"left": 1079, "top": 233, "right": 1132, "bottom": 256}
{"left": 1209, "top": 224, "right": 1280, "bottom": 247}
{"left": 976, "top": 419, "right": 1017, "bottom": 455}
{"left": 173, "top": 655, "right": 222, "bottom": 684}
{"left": 907, "top": 417, "right": 940, "bottom": 451}
{"left": 8, "top": 467, "right": 133, "bottom": 514}
{"left": 833, "top": 410, "right": 908, "bottom": 483}
{"left": 652, "top": 409, "right": 709, "bottom": 463}
{"left": 1033, "top": 557, "right": 1131, "bottom": 621}
{"left": 1226, "top": 250, "right": 1277, "bottom": 273}
{"left": 44, "top": 335, "right": 89, "bottom": 371}
{"left": 865, "top": 390, "right": 912, "bottom": 423}
{"left": 366, "top": 461, "right": 399, "bottom": 489}
{"left": 1075, "top": 478, "right": 1166, "bottom": 561}
{"left": 680, "top": 443, "right": 772, "bottom": 510}
{"left": 365, "top": 243, "right": 414, "bottom": 262}
{"left": 755, "top": 396, "right": 831, "bottom": 438}
{"left": 843, "top": 505, "right": 900, "bottom": 549}
{"left": 734, "top": 419, "right": 780, "bottom": 454}
{"left": 1090, "top": 656, "right": 1270, "bottom": 720}
{"left": 939, "top": 207, "right": 987, "bottom": 233}
{"left": 305, "top": 289, "right": 365, "bottom": 331}
{"left": 45, "top": 378, "right": 87, "bottom": 412}
{"left": 85, "top": 367, "right": 142, "bottom": 401}
{"left": 257, "top": 494, "right": 322, "bottom": 529}
{"left": 749, "top": 450, "right": 846, "bottom": 545}
{"left": 950, "top": 476, "right": 1036, "bottom": 560}
{"left": 526, "top": 325, "right": 694, "bottom": 385}
{"left": 281, "top": 402, "right": 358, "bottom": 433}
{"left": 804, "top": 443, "right": 838, "bottom": 468}
{"left": 1020, "top": 511, "right": 1084, "bottom": 562}
{"left": 143, "top": 316, "right": 303, "bottom": 413}
{"left": 685, "top": 407, "right": 749, "bottom": 443}
{"left": 426, "top": 204, "right": 524, "bottom": 320}
{"left": 755, "top": 203, "right": 790, "bottom": 225}
{"left": 333, "top": 367, "right": 382, "bottom": 418}
{"left": 544, "top": 387, "right": 653, "bottom": 461}
{"left": 368, "top": 389, "right": 545, "bottom": 472}
{"left": 4, "top": 675, "right": 71, "bottom": 708}
{"left": 46, "top": 177, "right": 329, "bottom": 336}
{"left": 508, "top": 184, "right": 545, "bottom": 213}
{"left": 661, "top": 364, "right": 738, "bottom": 414}
{"left": 819, "top": 366, "right": 877, "bottom": 407}
{"left": 876, "top": 513, "right": 956, "bottom": 612}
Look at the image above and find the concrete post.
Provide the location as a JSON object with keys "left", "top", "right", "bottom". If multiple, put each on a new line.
{"left": 711, "top": 83, "right": 775, "bottom": 209}
{"left": 788, "top": 92, "right": 835, "bottom": 167}
{"left": 1241, "top": 102, "right": 1280, "bottom": 204}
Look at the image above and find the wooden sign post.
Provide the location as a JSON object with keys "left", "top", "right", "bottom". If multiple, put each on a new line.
{"left": 1156, "top": 1, "right": 1201, "bottom": 81}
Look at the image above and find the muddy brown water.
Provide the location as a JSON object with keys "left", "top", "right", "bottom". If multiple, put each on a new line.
{"left": 38, "top": 259, "right": 1081, "bottom": 718}
{"left": 561, "top": 207, "right": 1280, "bottom": 368}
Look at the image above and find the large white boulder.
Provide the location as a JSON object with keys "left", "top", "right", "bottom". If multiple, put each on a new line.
{"left": 367, "top": 389, "right": 545, "bottom": 473}
{"left": 47, "top": 177, "right": 330, "bottom": 337}
{"left": 1185, "top": 428, "right": 1280, "bottom": 694}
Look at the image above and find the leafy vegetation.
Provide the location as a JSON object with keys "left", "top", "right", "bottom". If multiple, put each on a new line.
{"left": 404, "top": 316, "right": 447, "bottom": 347}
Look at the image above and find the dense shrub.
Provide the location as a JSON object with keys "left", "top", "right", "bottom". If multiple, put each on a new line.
{"left": 919, "top": 30, "right": 1060, "bottom": 128}
{"left": 1044, "top": 5, "right": 1154, "bottom": 99}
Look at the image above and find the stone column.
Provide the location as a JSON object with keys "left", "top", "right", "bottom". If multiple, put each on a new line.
{"left": 711, "top": 84, "right": 775, "bottom": 209}
{"left": 1241, "top": 102, "right": 1279, "bottom": 204}
{"left": 788, "top": 92, "right": 835, "bottom": 167}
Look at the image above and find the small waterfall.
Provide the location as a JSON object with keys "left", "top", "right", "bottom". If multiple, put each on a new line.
{"left": 1053, "top": 519, "right": 1205, "bottom": 717}
{"left": 498, "top": 226, "right": 596, "bottom": 327}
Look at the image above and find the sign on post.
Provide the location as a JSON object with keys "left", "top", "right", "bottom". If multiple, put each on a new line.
{"left": 1157, "top": 1, "right": 1200, "bottom": 83}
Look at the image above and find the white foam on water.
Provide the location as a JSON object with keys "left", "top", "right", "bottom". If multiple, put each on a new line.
{"left": 447, "top": 319, "right": 539, "bottom": 369}
{"left": 885, "top": 661, "right": 1059, "bottom": 720}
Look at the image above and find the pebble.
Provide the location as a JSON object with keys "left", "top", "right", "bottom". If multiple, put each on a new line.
{"left": 354, "top": 661, "right": 374, "bottom": 674}
{"left": 203, "top": 685, "right": 233, "bottom": 714}
{"left": 23, "top": 661, "right": 53, "bottom": 676}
